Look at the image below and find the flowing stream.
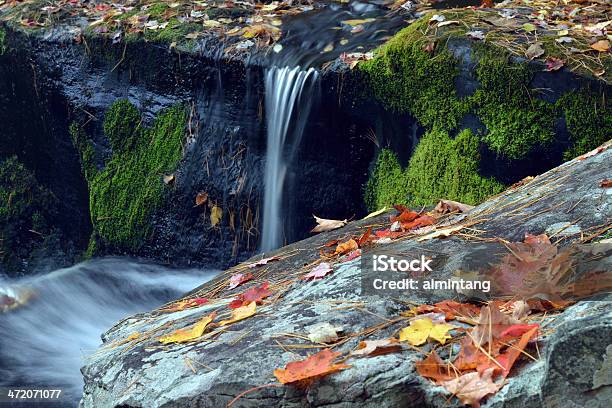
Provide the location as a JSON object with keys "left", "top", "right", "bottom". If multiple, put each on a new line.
{"left": 261, "top": 66, "right": 318, "bottom": 251}
{"left": 0, "top": 258, "right": 216, "bottom": 404}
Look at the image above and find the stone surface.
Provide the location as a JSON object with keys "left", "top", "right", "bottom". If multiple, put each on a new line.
{"left": 81, "top": 143, "right": 612, "bottom": 407}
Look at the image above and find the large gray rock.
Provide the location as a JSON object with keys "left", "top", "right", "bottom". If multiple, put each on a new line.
{"left": 81, "top": 143, "right": 612, "bottom": 407}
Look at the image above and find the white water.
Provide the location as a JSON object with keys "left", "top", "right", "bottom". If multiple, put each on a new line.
{"left": 0, "top": 258, "right": 216, "bottom": 403}
{"left": 261, "top": 66, "right": 318, "bottom": 251}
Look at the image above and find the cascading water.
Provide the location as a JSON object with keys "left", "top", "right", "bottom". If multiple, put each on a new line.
{"left": 261, "top": 66, "right": 318, "bottom": 251}
{"left": 0, "top": 258, "right": 216, "bottom": 404}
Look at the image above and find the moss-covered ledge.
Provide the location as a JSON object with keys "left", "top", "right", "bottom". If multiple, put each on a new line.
{"left": 359, "top": 9, "right": 611, "bottom": 210}
{"left": 71, "top": 99, "right": 187, "bottom": 256}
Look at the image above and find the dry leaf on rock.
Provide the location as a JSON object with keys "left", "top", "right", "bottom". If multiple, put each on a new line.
{"left": 274, "top": 349, "right": 350, "bottom": 384}
{"left": 228, "top": 273, "right": 254, "bottom": 289}
{"left": 441, "top": 367, "right": 501, "bottom": 408}
{"left": 308, "top": 322, "right": 343, "bottom": 343}
{"left": 399, "top": 318, "right": 455, "bottom": 346}
{"left": 363, "top": 207, "right": 387, "bottom": 220}
{"left": 434, "top": 199, "right": 475, "bottom": 215}
{"left": 248, "top": 256, "right": 279, "bottom": 268}
{"left": 210, "top": 205, "right": 223, "bottom": 226}
{"left": 417, "top": 225, "right": 465, "bottom": 241}
{"left": 159, "top": 312, "right": 216, "bottom": 344}
{"left": 335, "top": 239, "right": 358, "bottom": 255}
{"left": 195, "top": 192, "right": 208, "bottom": 206}
{"left": 351, "top": 338, "right": 402, "bottom": 357}
{"left": 303, "top": 263, "right": 333, "bottom": 280}
{"left": 311, "top": 215, "right": 347, "bottom": 233}
{"left": 219, "top": 302, "right": 256, "bottom": 326}
{"left": 416, "top": 350, "right": 455, "bottom": 383}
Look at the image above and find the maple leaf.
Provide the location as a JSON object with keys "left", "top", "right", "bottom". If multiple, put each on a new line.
{"left": 351, "top": 339, "right": 402, "bottom": 357}
{"left": 219, "top": 301, "right": 256, "bottom": 326}
{"left": 416, "top": 300, "right": 480, "bottom": 321}
{"left": 390, "top": 209, "right": 419, "bottom": 223}
{"left": 274, "top": 349, "right": 350, "bottom": 384}
{"left": 357, "top": 227, "right": 372, "bottom": 247}
{"left": 229, "top": 282, "right": 272, "bottom": 309}
{"left": 471, "top": 304, "right": 516, "bottom": 348}
{"left": 401, "top": 215, "right": 435, "bottom": 230}
{"left": 311, "top": 215, "right": 347, "bottom": 233}
{"left": 399, "top": 318, "right": 455, "bottom": 346}
{"left": 495, "top": 326, "right": 538, "bottom": 378}
{"left": 545, "top": 57, "right": 564, "bottom": 71}
{"left": 441, "top": 367, "right": 501, "bottom": 408}
{"left": 228, "top": 273, "right": 254, "bottom": 290}
{"left": 453, "top": 336, "right": 493, "bottom": 371}
{"left": 303, "top": 263, "right": 333, "bottom": 280}
{"left": 248, "top": 256, "right": 279, "bottom": 268}
{"left": 159, "top": 312, "right": 216, "bottom": 344}
{"left": 342, "top": 249, "right": 362, "bottom": 262}
{"left": 416, "top": 350, "right": 456, "bottom": 383}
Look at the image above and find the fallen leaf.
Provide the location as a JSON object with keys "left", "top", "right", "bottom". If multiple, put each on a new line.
{"left": 160, "top": 297, "right": 209, "bottom": 312}
{"left": 438, "top": 20, "right": 460, "bottom": 27}
{"left": 274, "top": 349, "right": 350, "bottom": 384}
{"left": 471, "top": 304, "right": 516, "bottom": 347}
{"left": 163, "top": 174, "right": 175, "bottom": 185}
{"left": 159, "top": 312, "right": 216, "bottom": 344}
{"left": 342, "top": 248, "right": 362, "bottom": 262}
{"left": 219, "top": 302, "right": 256, "bottom": 326}
{"left": 401, "top": 215, "right": 435, "bottom": 230}
{"left": 522, "top": 23, "right": 536, "bottom": 32}
{"left": 434, "top": 200, "right": 475, "bottom": 215}
{"left": 351, "top": 338, "right": 401, "bottom": 357}
{"left": 495, "top": 326, "right": 539, "bottom": 377}
{"left": 466, "top": 30, "right": 485, "bottom": 40}
{"left": 391, "top": 209, "right": 419, "bottom": 223}
{"left": 308, "top": 323, "right": 343, "bottom": 343}
{"left": 303, "top": 263, "right": 333, "bottom": 280}
{"left": 399, "top": 318, "right": 454, "bottom": 346}
{"left": 230, "top": 282, "right": 272, "bottom": 309}
{"left": 417, "top": 225, "right": 465, "bottom": 241}
{"left": 416, "top": 350, "right": 455, "bottom": 383}
{"left": 363, "top": 207, "right": 387, "bottom": 220}
{"left": 357, "top": 227, "right": 372, "bottom": 247}
{"left": 430, "top": 14, "right": 446, "bottom": 23}
{"left": 311, "top": 215, "right": 348, "bottom": 233}
{"left": 600, "top": 179, "right": 612, "bottom": 188}
{"left": 248, "top": 256, "right": 279, "bottom": 268}
{"left": 335, "top": 239, "right": 358, "bottom": 255}
{"left": 211, "top": 205, "right": 223, "bottom": 226}
{"left": 441, "top": 367, "right": 501, "bottom": 407}
{"left": 195, "top": 191, "right": 208, "bottom": 206}
{"left": 510, "top": 300, "right": 530, "bottom": 321}
{"left": 591, "top": 40, "right": 610, "bottom": 52}
{"left": 526, "top": 42, "right": 545, "bottom": 60}
{"left": 228, "top": 273, "right": 254, "bottom": 290}
{"left": 545, "top": 57, "right": 564, "bottom": 71}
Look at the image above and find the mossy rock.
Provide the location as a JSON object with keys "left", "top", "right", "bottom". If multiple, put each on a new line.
{"left": 72, "top": 100, "right": 187, "bottom": 254}
{"left": 365, "top": 130, "right": 504, "bottom": 211}
{"left": 0, "top": 156, "right": 59, "bottom": 271}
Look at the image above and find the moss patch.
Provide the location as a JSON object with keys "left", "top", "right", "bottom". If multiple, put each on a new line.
{"left": 73, "top": 100, "right": 186, "bottom": 253}
{"left": 0, "top": 27, "right": 6, "bottom": 55}
{"left": 557, "top": 88, "right": 612, "bottom": 160}
{"left": 0, "top": 156, "right": 59, "bottom": 271}
{"left": 472, "top": 47, "right": 557, "bottom": 159}
{"left": 359, "top": 19, "right": 469, "bottom": 132}
{"left": 365, "top": 130, "right": 504, "bottom": 211}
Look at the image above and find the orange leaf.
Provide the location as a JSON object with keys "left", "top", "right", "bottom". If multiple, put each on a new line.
{"left": 401, "top": 215, "right": 435, "bottom": 230}
{"left": 335, "top": 239, "right": 358, "bottom": 255}
{"left": 416, "top": 350, "right": 456, "bottom": 383}
{"left": 274, "top": 349, "right": 350, "bottom": 384}
{"left": 391, "top": 210, "right": 419, "bottom": 223}
{"left": 496, "top": 325, "right": 539, "bottom": 378}
{"left": 195, "top": 191, "right": 208, "bottom": 206}
{"left": 357, "top": 227, "right": 372, "bottom": 247}
{"left": 351, "top": 339, "right": 401, "bottom": 357}
{"left": 230, "top": 282, "right": 272, "bottom": 308}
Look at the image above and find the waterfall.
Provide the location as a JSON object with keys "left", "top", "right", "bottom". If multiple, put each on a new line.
{"left": 261, "top": 66, "right": 318, "bottom": 252}
{"left": 0, "top": 259, "right": 217, "bottom": 403}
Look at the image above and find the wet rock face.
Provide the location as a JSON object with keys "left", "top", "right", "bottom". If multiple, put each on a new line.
{"left": 80, "top": 145, "right": 611, "bottom": 407}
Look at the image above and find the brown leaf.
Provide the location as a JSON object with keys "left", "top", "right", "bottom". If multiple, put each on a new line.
{"left": 600, "top": 179, "right": 612, "bottom": 188}
{"left": 525, "top": 42, "right": 544, "bottom": 60}
{"left": 591, "top": 40, "right": 610, "bottom": 52}
{"left": 195, "top": 191, "right": 208, "bottom": 206}
{"left": 335, "top": 239, "right": 358, "bottom": 255}
{"left": 441, "top": 367, "right": 501, "bottom": 407}
{"left": 416, "top": 350, "right": 456, "bottom": 383}
{"left": 351, "top": 338, "right": 402, "bottom": 357}
{"left": 434, "top": 199, "right": 475, "bottom": 215}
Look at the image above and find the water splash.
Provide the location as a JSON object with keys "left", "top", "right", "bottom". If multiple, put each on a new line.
{"left": 261, "top": 66, "right": 318, "bottom": 251}
{"left": 0, "top": 258, "right": 216, "bottom": 403}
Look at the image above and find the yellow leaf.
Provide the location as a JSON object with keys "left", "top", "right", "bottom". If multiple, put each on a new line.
{"left": 363, "top": 207, "right": 387, "bottom": 220}
{"left": 219, "top": 302, "right": 256, "bottom": 326}
{"left": 159, "top": 312, "right": 216, "bottom": 344}
{"left": 341, "top": 18, "right": 375, "bottom": 26}
{"left": 399, "top": 318, "right": 454, "bottom": 346}
{"left": 399, "top": 318, "right": 432, "bottom": 346}
{"left": 591, "top": 40, "right": 610, "bottom": 52}
{"left": 429, "top": 322, "right": 454, "bottom": 345}
{"left": 211, "top": 205, "right": 222, "bottom": 226}
{"left": 126, "top": 332, "right": 140, "bottom": 341}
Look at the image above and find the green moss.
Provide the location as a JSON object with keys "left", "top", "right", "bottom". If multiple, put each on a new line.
{"left": 557, "top": 89, "right": 612, "bottom": 160}
{"left": 0, "top": 156, "right": 58, "bottom": 270}
{"left": 69, "top": 123, "right": 98, "bottom": 182}
{"left": 364, "top": 150, "right": 409, "bottom": 211}
{"left": 74, "top": 100, "right": 186, "bottom": 253}
{"left": 359, "top": 19, "right": 469, "bottom": 131}
{"left": 365, "top": 130, "right": 504, "bottom": 210}
{"left": 471, "top": 47, "right": 557, "bottom": 159}
{"left": 146, "top": 3, "right": 169, "bottom": 18}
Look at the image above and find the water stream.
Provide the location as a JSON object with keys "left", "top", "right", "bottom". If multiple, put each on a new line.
{"left": 261, "top": 66, "right": 318, "bottom": 251}
{"left": 0, "top": 259, "right": 216, "bottom": 404}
